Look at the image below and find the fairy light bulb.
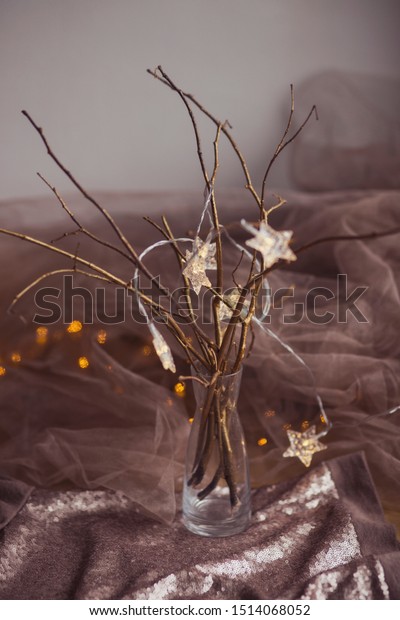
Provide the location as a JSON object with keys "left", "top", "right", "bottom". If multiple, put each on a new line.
{"left": 67, "top": 321, "right": 83, "bottom": 334}
{"left": 174, "top": 382, "right": 186, "bottom": 397}
{"left": 96, "top": 329, "right": 107, "bottom": 345}
{"left": 36, "top": 326, "right": 48, "bottom": 344}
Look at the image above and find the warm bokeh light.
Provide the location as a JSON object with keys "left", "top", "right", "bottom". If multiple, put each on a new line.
{"left": 188, "top": 417, "right": 194, "bottom": 424}
{"left": 11, "top": 353, "right": 21, "bottom": 363}
{"left": 0, "top": 366, "right": 6, "bottom": 376}
{"left": 166, "top": 397, "right": 173, "bottom": 407}
{"left": 67, "top": 320, "right": 83, "bottom": 334}
{"left": 36, "top": 326, "right": 48, "bottom": 344}
{"left": 78, "top": 356, "right": 89, "bottom": 369}
{"left": 174, "top": 382, "right": 186, "bottom": 397}
{"left": 257, "top": 437, "right": 268, "bottom": 446}
{"left": 142, "top": 345, "right": 152, "bottom": 356}
{"left": 301, "top": 420, "right": 310, "bottom": 430}
{"left": 282, "top": 423, "right": 292, "bottom": 431}
{"left": 320, "top": 414, "right": 326, "bottom": 424}
{"left": 264, "top": 409, "right": 276, "bottom": 418}
{"left": 96, "top": 329, "right": 107, "bottom": 345}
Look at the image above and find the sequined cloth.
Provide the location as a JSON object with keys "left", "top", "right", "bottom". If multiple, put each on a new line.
{"left": 0, "top": 453, "right": 398, "bottom": 600}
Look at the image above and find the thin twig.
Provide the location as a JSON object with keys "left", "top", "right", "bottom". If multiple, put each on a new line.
{"left": 8, "top": 268, "right": 111, "bottom": 315}
{"left": 260, "top": 88, "right": 318, "bottom": 210}
{"left": 38, "top": 173, "right": 137, "bottom": 264}
{"left": 209, "top": 124, "right": 224, "bottom": 348}
{"left": 232, "top": 250, "right": 245, "bottom": 289}
{"left": 22, "top": 111, "right": 141, "bottom": 263}
{"left": 247, "top": 225, "right": 400, "bottom": 287}
{"left": 211, "top": 124, "right": 222, "bottom": 186}
{"left": 155, "top": 67, "right": 209, "bottom": 189}
{"left": 178, "top": 375, "right": 209, "bottom": 387}
{"left": 265, "top": 195, "right": 287, "bottom": 220}
{"left": 162, "top": 215, "right": 216, "bottom": 367}
{"left": 0, "top": 227, "right": 209, "bottom": 367}
{"left": 147, "top": 67, "right": 261, "bottom": 209}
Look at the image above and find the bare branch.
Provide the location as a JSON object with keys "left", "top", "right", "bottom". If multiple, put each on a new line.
{"left": 247, "top": 225, "right": 400, "bottom": 288}
{"left": 162, "top": 215, "right": 217, "bottom": 366}
{"left": 155, "top": 67, "right": 209, "bottom": 188}
{"left": 232, "top": 250, "right": 245, "bottom": 289}
{"left": 0, "top": 226, "right": 210, "bottom": 367}
{"left": 179, "top": 375, "right": 209, "bottom": 387}
{"left": 8, "top": 268, "right": 111, "bottom": 315}
{"left": 147, "top": 67, "right": 261, "bottom": 209}
{"left": 260, "top": 86, "right": 318, "bottom": 209}
{"left": 38, "top": 173, "right": 135, "bottom": 264}
{"left": 211, "top": 123, "right": 222, "bottom": 186}
{"left": 265, "top": 195, "right": 287, "bottom": 220}
{"left": 22, "top": 110, "right": 140, "bottom": 263}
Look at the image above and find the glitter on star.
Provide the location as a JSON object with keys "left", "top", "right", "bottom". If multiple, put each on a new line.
{"left": 283, "top": 425, "right": 327, "bottom": 467}
{"left": 182, "top": 236, "right": 217, "bottom": 295}
{"left": 241, "top": 219, "right": 296, "bottom": 268}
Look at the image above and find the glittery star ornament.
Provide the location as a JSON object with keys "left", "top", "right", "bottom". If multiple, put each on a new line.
{"left": 218, "top": 288, "right": 250, "bottom": 323}
{"left": 241, "top": 219, "right": 297, "bottom": 268}
{"left": 148, "top": 324, "right": 176, "bottom": 373}
{"left": 283, "top": 425, "right": 327, "bottom": 467}
{"left": 182, "top": 236, "right": 217, "bottom": 295}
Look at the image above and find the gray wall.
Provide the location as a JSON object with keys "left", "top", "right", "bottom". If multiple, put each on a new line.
{"left": 1, "top": 0, "right": 399, "bottom": 200}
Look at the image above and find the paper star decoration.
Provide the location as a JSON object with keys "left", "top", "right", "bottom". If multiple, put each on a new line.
{"left": 241, "top": 219, "right": 297, "bottom": 268}
{"left": 182, "top": 236, "right": 217, "bottom": 295}
{"left": 282, "top": 425, "right": 327, "bottom": 467}
{"left": 148, "top": 323, "right": 176, "bottom": 373}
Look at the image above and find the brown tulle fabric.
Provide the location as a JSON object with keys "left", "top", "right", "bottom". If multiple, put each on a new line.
{"left": 0, "top": 186, "right": 399, "bottom": 531}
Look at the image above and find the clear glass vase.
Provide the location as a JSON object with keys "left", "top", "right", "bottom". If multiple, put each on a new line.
{"left": 182, "top": 368, "right": 251, "bottom": 537}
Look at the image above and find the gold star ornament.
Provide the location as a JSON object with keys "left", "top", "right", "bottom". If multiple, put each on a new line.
{"left": 282, "top": 425, "right": 327, "bottom": 467}
{"left": 241, "top": 219, "right": 296, "bottom": 268}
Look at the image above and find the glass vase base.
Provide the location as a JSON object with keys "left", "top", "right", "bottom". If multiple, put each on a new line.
{"left": 182, "top": 495, "right": 251, "bottom": 538}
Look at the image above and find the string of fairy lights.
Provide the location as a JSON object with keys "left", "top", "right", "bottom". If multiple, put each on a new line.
{"left": 1, "top": 313, "right": 397, "bottom": 469}
{"left": 0, "top": 319, "right": 326, "bottom": 454}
